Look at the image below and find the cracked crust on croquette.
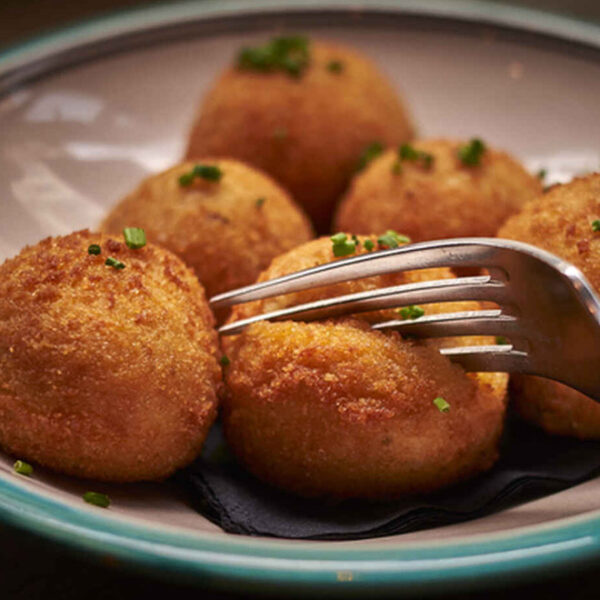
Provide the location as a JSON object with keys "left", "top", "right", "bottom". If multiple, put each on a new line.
{"left": 499, "top": 173, "right": 600, "bottom": 438}
{"left": 222, "top": 236, "right": 508, "bottom": 499}
{"left": 0, "top": 230, "right": 221, "bottom": 481}
{"left": 335, "top": 139, "right": 542, "bottom": 241}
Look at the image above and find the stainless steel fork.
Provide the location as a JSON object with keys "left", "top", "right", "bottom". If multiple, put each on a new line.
{"left": 210, "top": 238, "right": 600, "bottom": 400}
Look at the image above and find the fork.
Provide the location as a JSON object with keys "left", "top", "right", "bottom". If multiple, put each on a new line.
{"left": 210, "top": 238, "right": 600, "bottom": 400}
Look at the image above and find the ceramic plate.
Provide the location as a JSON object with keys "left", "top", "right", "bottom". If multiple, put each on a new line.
{"left": 1, "top": 0, "right": 600, "bottom": 595}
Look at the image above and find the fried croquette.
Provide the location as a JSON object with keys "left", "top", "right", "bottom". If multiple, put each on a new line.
{"left": 0, "top": 230, "right": 221, "bottom": 481}
{"left": 222, "top": 236, "right": 508, "bottom": 499}
{"left": 334, "top": 139, "right": 542, "bottom": 241}
{"left": 101, "top": 159, "right": 313, "bottom": 320}
{"left": 223, "top": 320, "right": 506, "bottom": 499}
{"left": 185, "top": 39, "right": 415, "bottom": 233}
{"left": 499, "top": 173, "right": 600, "bottom": 438}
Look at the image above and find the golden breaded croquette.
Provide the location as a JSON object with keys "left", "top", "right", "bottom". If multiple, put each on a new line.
{"left": 185, "top": 39, "right": 414, "bottom": 233}
{"left": 0, "top": 230, "right": 221, "bottom": 481}
{"left": 499, "top": 173, "right": 600, "bottom": 439}
{"left": 223, "top": 319, "right": 505, "bottom": 499}
{"left": 101, "top": 159, "right": 313, "bottom": 321}
{"left": 222, "top": 236, "right": 507, "bottom": 499}
{"left": 334, "top": 139, "right": 542, "bottom": 241}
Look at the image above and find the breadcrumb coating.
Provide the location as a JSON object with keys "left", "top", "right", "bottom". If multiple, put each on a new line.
{"left": 0, "top": 230, "right": 221, "bottom": 481}
{"left": 186, "top": 41, "right": 414, "bottom": 232}
{"left": 222, "top": 236, "right": 507, "bottom": 499}
{"left": 499, "top": 174, "right": 600, "bottom": 438}
{"left": 335, "top": 139, "right": 542, "bottom": 241}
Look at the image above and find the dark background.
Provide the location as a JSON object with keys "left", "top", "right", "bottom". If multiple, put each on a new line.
{"left": 2, "top": 1, "right": 600, "bottom": 598}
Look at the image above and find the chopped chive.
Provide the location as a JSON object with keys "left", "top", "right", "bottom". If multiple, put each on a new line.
{"left": 179, "top": 172, "right": 195, "bottom": 187}
{"left": 220, "top": 355, "right": 231, "bottom": 367}
{"left": 398, "top": 305, "right": 425, "bottom": 320}
{"left": 327, "top": 60, "right": 343, "bottom": 73}
{"left": 237, "top": 35, "right": 310, "bottom": 78}
{"left": 495, "top": 336, "right": 509, "bottom": 345}
{"left": 397, "top": 144, "right": 434, "bottom": 169}
{"left": 179, "top": 164, "right": 222, "bottom": 187}
{"left": 391, "top": 160, "right": 402, "bottom": 175}
{"left": 87, "top": 244, "right": 101, "bottom": 255}
{"left": 83, "top": 491, "right": 110, "bottom": 508}
{"left": 193, "top": 164, "right": 222, "bottom": 181}
{"left": 433, "top": 397, "right": 450, "bottom": 413}
{"left": 399, "top": 144, "right": 419, "bottom": 161}
{"left": 377, "top": 230, "right": 411, "bottom": 249}
{"left": 457, "top": 138, "right": 486, "bottom": 166}
{"left": 105, "top": 257, "right": 125, "bottom": 270}
{"left": 592, "top": 220, "right": 600, "bottom": 232}
{"left": 13, "top": 460, "right": 33, "bottom": 476}
{"left": 356, "top": 141, "right": 384, "bottom": 171}
{"left": 123, "top": 227, "right": 146, "bottom": 249}
{"left": 364, "top": 239, "right": 375, "bottom": 251}
{"left": 330, "top": 232, "right": 358, "bottom": 257}
{"left": 255, "top": 197, "right": 266, "bottom": 208}
{"left": 537, "top": 168, "right": 547, "bottom": 180}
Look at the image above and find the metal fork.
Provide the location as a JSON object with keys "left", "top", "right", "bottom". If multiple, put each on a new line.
{"left": 210, "top": 238, "right": 600, "bottom": 400}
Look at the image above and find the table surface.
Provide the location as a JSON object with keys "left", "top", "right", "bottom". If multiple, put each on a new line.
{"left": 2, "top": 0, "right": 600, "bottom": 598}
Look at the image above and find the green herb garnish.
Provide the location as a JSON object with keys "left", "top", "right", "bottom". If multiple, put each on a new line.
{"left": 364, "top": 239, "right": 375, "bottom": 252}
{"left": 592, "top": 220, "right": 600, "bottom": 232}
{"left": 327, "top": 60, "right": 343, "bottom": 73}
{"left": 377, "top": 230, "right": 411, "bottom": 249}
{"left": 123, "top": 227, "right": 146, "bottom": 249}
{"left": 83, "top": 491, "right": 110, "bottom": 508}
{"left": 537, "top": 168, "right": 547, "bottom": 180}
{"left": 495, "top": 336, "right": 509, "bottom": 345}
{"left": 391, "top": 160, "right": 402, "bottom": 175}
{"left": 398, "top": 305, "right": 425, "bottom": 320}
{"left": 87, "top": 244, "right": 101, "bottom": 255}
{"left": 457, "top": 138, "right": 486, "bottom": 166}
{"left": 13, "top": 460, "right": 33, "bottom": 476}
{"left": 220, "top": 355, "right": 231, "bottom": 367}
{"left": 105, "top": 257, "right": 125, "bottom": 270}
{"left": 331, "top": 232, "right": 358, "bottom": 257}
{"left": 255, "top": 197, "right": 266, "bottom": 208}
{"left": 398, "top": 143, "right": 434, "bottom": 169}
{"left": 433, "top": 397, "right": 450, "bottom": 413}
{"left": 179, "top": 164, "right": 223, "bottom": 187}
{"left": 237, "top": 35, "right": 310, "bottom": 78}
{"left": 357, "top": 141, "right": 384, "bottom": 171}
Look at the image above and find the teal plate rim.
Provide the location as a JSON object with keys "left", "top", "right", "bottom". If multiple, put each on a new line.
{"left": 2, "top": 0, "right": 600, "bottom": 594}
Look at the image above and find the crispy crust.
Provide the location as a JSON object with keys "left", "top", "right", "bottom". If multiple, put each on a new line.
{"left": 101, "top": 159, "right": 314, "bottom": 321}
{"left": 222, "top": 237, "right": 508, "bottom": 499}
{"left": 334, "top": 139, "right": 542, "bottom": 241}
{"left": 499, "top": 173, "right": 600, "bottom": 438}
{"left": 185, "top": 41, "right": 415, "bottom": 232}
{"left": 0, "top": 230, "right": 221, "bottom": 481}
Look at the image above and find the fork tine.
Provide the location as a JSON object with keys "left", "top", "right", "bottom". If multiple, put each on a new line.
{"left": 218, "top": 276, "right": 506, "bottom": 336}
{"left": 210, "top": 238, "right": 502, "bottom": 308}
{"left": 372, "top": 310, "right": 519, "bottom": 338}
{"left": 440, "top": 345, "right": 529, "bottom": 372}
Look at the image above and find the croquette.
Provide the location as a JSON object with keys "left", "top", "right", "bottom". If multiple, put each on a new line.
{"left": 185, "top": 39, "right": 415, "bottom": 233}
{"left": 499, "top": 173, "right": 600, "bottom": 439}
{"left": 334, "top": 139, "right": 542, "bottom": 241}
{"left": 0, "top": 230, "right": 221, "bottom": 481}
{"left": 101, "top": 159, "right": 313, "bottom": 321}
{"left": 222, "top": 236, "right": 508, "bottom": 499}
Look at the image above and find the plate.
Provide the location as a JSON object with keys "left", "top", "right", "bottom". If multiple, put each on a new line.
{"left": 1, "top": 0, "right": 600, "bottom": 595}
